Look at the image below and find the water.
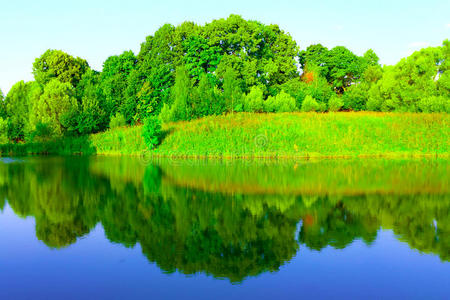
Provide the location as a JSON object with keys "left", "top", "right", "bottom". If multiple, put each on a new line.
{"left": 0, "top": 156, "right": 448, "bottom": 299}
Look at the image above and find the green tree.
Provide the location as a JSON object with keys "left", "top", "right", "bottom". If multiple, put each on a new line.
{"left": 327, "top": 95, "right": 344, "bottom": 112}
{"left": 243, "top": 86, "right": 264, "bottom": 112}
{"left": 32, "top": 49, "right": 89, "bottom": 87}
{"left": 4, "top": 81, "right": 33, "bottom": 141}
{"left": 300, "top": 44, "right": 372, "bottom": 93}
{"left": 131, "top": 24, "right": 185, "bottom": 121}
{"left": 143, "top": 116, "right": 162, "bottom": 149}
{"left": 264, "top": 90, "right": 297, "bottom": 113}
{"left": 301, "top": 95, "right": 319, "bottom": 112}
{"left": 76, "top": 70, "right": 108, "bottom": 134}
{"left": 100, "top": 51, "right": 137, "bottom": 123}
{"left": 367, "top": 43, "right": 447, "bottom": 112}
{"left": 167, "top": 66, "right": 193, "bottom": 122}
{"left": 223, "top": 67, "right": 243, "bottom": 112}
{"left": 0, "top": 89, "right": 4, "bottom": 118}
{"left": 32, "top": 79, "right": 78, "bottom": 136}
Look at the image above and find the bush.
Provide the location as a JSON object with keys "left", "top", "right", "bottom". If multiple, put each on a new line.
{"left": 328, "top": 95, "right": 344, "bottom": 112}
{"left": 109, "top": 112, "right": 127, "bottom": 129}
{"left": 0, "top": 117, "right": 8, "bottom": 144}
{"left": 28, "top": 122, "right": 53, "bottom": 143}
{"left": 159, "top": 103, "right": 173, "bottom": 124}
{"left": 243, "top": 86, "right": 264, "bottom": 112}
{"left": 418, "top": 96, "right": 450, "bottom": 113}
{"left": 342, "top": 84, "right": 368, "bottom": 111}
{"left": 301, "top": 96, "right": 319, "bottom": 112}
{"left": 142, "top": 116, "right": 162, "bottom": 150}
{"left": 264, "top": 91, "right": 297, "bottom": 113}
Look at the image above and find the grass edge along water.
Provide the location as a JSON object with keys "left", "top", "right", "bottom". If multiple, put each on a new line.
{"left": 0, "top": 112, "right": 448, "bottom": 158}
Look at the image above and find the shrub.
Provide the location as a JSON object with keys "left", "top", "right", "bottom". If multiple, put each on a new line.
{"left": 109, "top": 112, "right": 127, "bottom": 129}
{"left": 0, "top": 117, "right": 8, "bottom": 144}
{"left": 142, "top": 116, "right": 162, "bottom": 150}
{"left": 28, "top": 122, "right": 53, "bottom": 143}
{"left": 328, "top": 95, "right": 344, "bottom": 112}
{"left": 159, "top": 103, "right": 173, "bottom": 124}
{"left": 264, "top": 91, "right": 297, "bottom": 113}
{"left": 243, "top": 86, "right": 264, "bottom": 112}
{"left": 342, "top": 84, "right": 368, "bottom": 111}
{"left": 301, "top": 96, "right": 319, "bottom": 112}
{"left": 418, "top": 96, "right": 450, "bottom": 113}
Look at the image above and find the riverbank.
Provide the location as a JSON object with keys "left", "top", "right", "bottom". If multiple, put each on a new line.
{"left": 0, "top": 112, "right": 448, "bottom": 158}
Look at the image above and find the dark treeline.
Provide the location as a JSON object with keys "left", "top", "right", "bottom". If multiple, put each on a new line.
{"left": 0, "top": 15, "right": 449, "bottom": 144}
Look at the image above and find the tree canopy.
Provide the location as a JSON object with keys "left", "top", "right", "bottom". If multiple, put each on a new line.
{"left": 0, "top": 15, "right": 448, "bottom": 144}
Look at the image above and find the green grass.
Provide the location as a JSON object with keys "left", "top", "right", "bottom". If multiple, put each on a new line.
{"left": 1, "top": 112, "right": 448, "bottom": 158}
{"left": 153, "top": 112, "right": 449, "bottom": 158}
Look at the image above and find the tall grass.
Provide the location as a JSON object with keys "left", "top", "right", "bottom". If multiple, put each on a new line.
{"left": 0, "top": 112, "right": 448, "bottom": 158}
{"left": 153, "top": 112, "right": 449, "bottom": 158}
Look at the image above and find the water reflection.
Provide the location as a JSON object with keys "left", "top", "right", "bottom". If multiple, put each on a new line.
{"left": 0, "top": 157, "right": 448, "bottom": 283}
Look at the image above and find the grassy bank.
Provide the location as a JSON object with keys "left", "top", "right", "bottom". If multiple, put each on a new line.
{"left": 1, "top": 112, "right": 448, "bottom": 158}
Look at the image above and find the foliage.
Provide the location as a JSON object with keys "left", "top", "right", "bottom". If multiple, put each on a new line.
{"left": 32, "top": 49, "right": 89, "bottom": 87}
{"left": 243, "top": 86, "right": 264, "bottom": 112}
{"left": 2, "top": 17, "right": 449, "bottom": 148}
{"left": 301, "top": 96, "right": 319, "bottom": 112}
{"left": 367, "top": 41, "right": 449, "bottom": 112}
{"left": 417, "top": 96, "right": 450, "bottom": 113}
{"left": 0, "top": 117, "right": 8, "bottom": 144}
{"left": 299, "top": 44, "right": 372, "bottom": 93}
{"left": 143, "top": 116, "right": 162, "bottom": 149}
{"left": 32, "top": 79, "right": 78, "bottom": 137}
{"left": 264, "top": 91, "right": 297, "bottom": 113}
{"left": 165, "top": 66, "right": 193, "bottom": 122}
{"left": 328, "top": 95, "right": 344, "bottom": 112}
{"left": 75, "top": 70, "right": 108, "bottom": 134}
{"left": 109, "top": 112, "right": 127, "bottom": 129}
{"left": 223, "top": 67, "right": 243, "bottom": 112}
{"left": 100, "top": 51, "right": 137, "bottom": 123}
{"left": 4, "top": 81, "right": 31, "bottom": 141}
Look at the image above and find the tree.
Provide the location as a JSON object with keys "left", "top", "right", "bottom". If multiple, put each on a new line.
{"left": 32, "top": 49, "right": 89, "bottom": 87}
{"left": 32, "top": 79, "right": 78, "bottom": 136}
{"left": 191, "top": 75, "right": 224, "bottom": 117}
{"left": 100, "top": 51, "right": 137, "bottom": 123}
{"left": 0, "top": 88, "right": 4, "bottom": 118}
{"left": 166, "top": 66, "right": 193, "bottom": 122}
{"left": 75, "top": 70, "right": 108, "bottom": 134}
{"left": 183, "top": 36, "right": 222, "bottom": 82}
{"left": 367, "top": 44, "right": 446, "bottom": 112}
{"left": 264, "top": 91, "right": 297, "bottom": 113}
{"left": 223, "top": 67, "right": 243, "bottom": 112}
{"left": 4, "top": 81, "right": 32, "bottom": 141}
{"left": 143, "top": 116, "right": 162, "bottom": 149}
{"left": 243, "top": 86, "right": 264, "bottom": 112}
{"left": 300, "top": 44, "right": 372, "bottom": 93}
{"left": 131, "top": 24, "right": 185, "bottom": 121}
{"left": 301, "top": 95, "right": 319, "bottom": 112}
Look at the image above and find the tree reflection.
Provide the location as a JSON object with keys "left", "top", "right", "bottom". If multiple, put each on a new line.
{"left": 0, "top": 157, "right": 448, "bottom": 282}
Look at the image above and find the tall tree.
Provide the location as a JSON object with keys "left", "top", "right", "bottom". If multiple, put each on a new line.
{"left": 32, "top": 79, "right": 78, "bottom": 137}
{"left": 4, "top": 81, "right": 32, "bottom": 141}
{"left": 32, "top": 49, "right": 89, "bottom": 87}
{"left": 100, "top": 50, "right": 136, "bottom": 123}
{"left": 223, "top": 67, "right": 243, "bottom": 113}
{"left": 76, "top": 70, "right": 108, "bottom": 134}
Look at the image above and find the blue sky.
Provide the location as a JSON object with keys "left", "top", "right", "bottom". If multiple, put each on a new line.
{"left": 0, "top": 0, "right": 449, "bottom": 94}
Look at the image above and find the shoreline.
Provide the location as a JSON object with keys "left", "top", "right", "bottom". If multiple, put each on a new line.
{"left": 1, "top": 112, "right": 448, "bottom": 159}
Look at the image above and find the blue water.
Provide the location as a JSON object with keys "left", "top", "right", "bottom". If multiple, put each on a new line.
{"left": 0, "top": 157, "right": 448, "bottom": 299}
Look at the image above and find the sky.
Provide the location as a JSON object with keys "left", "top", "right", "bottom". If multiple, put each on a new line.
{"left": 0, "top": 0, "right": 449, "bottom": 94}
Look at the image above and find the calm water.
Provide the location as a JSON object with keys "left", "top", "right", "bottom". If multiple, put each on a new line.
{"left": 0, "top": 156, "right": 449, "bottom": 299}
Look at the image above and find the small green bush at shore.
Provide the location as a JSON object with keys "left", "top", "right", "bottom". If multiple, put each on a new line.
{"left": 1, "top": 112, "right": 448, "bottom": 159}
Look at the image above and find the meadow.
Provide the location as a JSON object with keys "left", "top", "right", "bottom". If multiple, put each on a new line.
{"left": 1, "top": 112, "right": 448, "bottom": 158}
